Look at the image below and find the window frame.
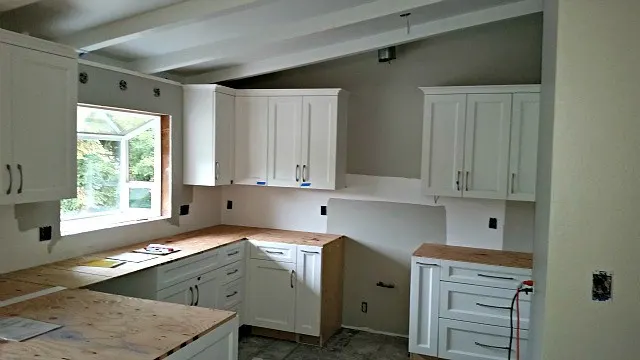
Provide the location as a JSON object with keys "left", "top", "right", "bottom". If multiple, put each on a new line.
{"left": 61, "top": 105, "right": 166, "bottom": 234}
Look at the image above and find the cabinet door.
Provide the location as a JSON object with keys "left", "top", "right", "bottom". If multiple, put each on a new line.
{"left": 408, "top": 257, "right": 441, "bottom": 357}
{"left": 9, "top": 44, "right": 77, "bottom": 203}
{"left": 295, "top": 246, "right": 322, "bottom": 336}
{"left": 267, "top": 97, "right": 302, "bottom": 188}
{"left": 300, "top": 96, "right": 337, "bottom": 190}
{"left": 508, "top": 93, "right": 540, "bottom": 201}
{"left": 0, "top": 44, "right": 14, "bottom": 205}
{"left": 421, "top": 95, "right": 466, "bottom": 197}
{"left": 247, "top": 259, "right": 296, "bottom": 332}
{"left": 234, "top": 96, "right": 268, "bottom": 185}
{"left": 214, "top": 92, "right": 234, "bottom": 186}
{"left": 157, "top": 279, "right": 195, "bottom": 306}
{"left": 193, "top": 270, "right": 221, "bottom": 309}
{"left": 463, "top": 94, "right": 512, "bottom": 200}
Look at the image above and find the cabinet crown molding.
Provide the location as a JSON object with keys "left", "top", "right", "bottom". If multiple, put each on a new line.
{"left": 420, "top": 85, "right": 540, "bottom": 95}
{"left": 235, "top": 88, "right": 348, "bottom": 97}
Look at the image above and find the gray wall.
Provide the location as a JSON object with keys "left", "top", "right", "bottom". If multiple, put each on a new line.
{"left": 327, "top": 199, "right": 446, "bottom": 335}
{"left": 226, "top": 14, "right": 543, "bottom": 178}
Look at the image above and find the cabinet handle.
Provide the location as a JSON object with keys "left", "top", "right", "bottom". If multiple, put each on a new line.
{"left": 5, "top": 165, "right": 11, "bottom": 195}
{"left": 290, "top": 270, "right": 295, "bottom": 288}
{"left": 465, "top": 171, "right": 470, "bottom": 191}
{"left": 477, "top": 273, "right": 516, "bottom": 281}
{"left": 302, "top": 165, "right": 307, "bottom": 182}
{"left": 188, "top": 286, "right": 194, "bottom": 306}
{"left": 475, "top": 342, "right": 511, "bottom": 351}
{"left": 295, "top": 165, "right": 300, "bottom": 182}
{"left": 226, "top": 291, "right": 238, "bottom": 298}
{"left": 300, "top": 250, "right": 319, "bottom": 254}
{"left": 265, "top": 250, "right": 284, "bottom": 255}
{"left": 226, "top": 269, "right": 239, "bottom": 276}
{"left": 456, "top": 170, "right": 461, "bottom": 191}
{"left": 416, "top": 262, "right": 439, "bottom": 267}
{"left": 194, "top": 285, "right": 200, "bottom": 306}
{"left": 476, "top": 302, "right": 512, "bottom": 310}
{"left": 215, "top": 161, "right": 220, "bottom": 180}
{"left": 227, "top": 250, "right": 239, "bottom": 256}
{"left": 511, "top": 173, "right": 516, "bottom": 194}
{"left": 17, "top": 164, "right": 23, "bottom": 194}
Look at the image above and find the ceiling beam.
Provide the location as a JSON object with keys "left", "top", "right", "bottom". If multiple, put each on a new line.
{"left": 57, "top": 0, "right": 260, "bottom": 52}
{"left": 0, "top": 0, "right": 40, "bottom": 12}
{"left": 130, "top": 0, "right": 443, "bottom": 74}
{"left": 185, "top": 0, "right": 542, "bottom": 84}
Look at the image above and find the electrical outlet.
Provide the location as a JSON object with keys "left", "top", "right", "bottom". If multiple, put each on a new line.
{"left": 39, "top": 226, "right": 52, "bottom": 241}
{"left": 361, "top": 302, "right": 368, "bottom": 313}
{"left": 179, "top": 205, "right": 190, "bottom": 216}
{"left": 489, "top": 217, "right": 498, "bottom": 229}
{"left": 227, "top": 200, "right": 233, "bottom": 210}
{"left": 321, "top": 206, "right": 327, "bottom": 216}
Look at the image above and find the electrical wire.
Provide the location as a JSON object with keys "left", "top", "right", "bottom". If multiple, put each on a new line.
{"left": 516, "top": 291, "right": 521, "bottom": 360}
{"left": 508, "top": 290, "right": 519, "bottom": 360}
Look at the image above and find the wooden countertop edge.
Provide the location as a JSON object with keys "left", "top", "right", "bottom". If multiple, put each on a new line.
{"left": 0, "top": 225, "right": 344, "bottom": 289}
{"left": 413, "top": 243, "right": 533, "bottom": 269}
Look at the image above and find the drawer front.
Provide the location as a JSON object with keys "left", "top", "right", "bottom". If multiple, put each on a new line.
{"left": 218, "top": 278, "right": 243, "bottom": 309}
{"left": 440, "top": 282, "right": 531, "bottom": 329}
{"left": 220, "top": 242, "right": 245, "bottom": 267}
{"left": 249, "top": 240, "right": 297, "bottom": 263}
{"left": 439, "top": 319, "right": 528, "bottom": 360}
{"left": 156, "top": 249, "right": 220, "bottom": 290}
{"left": 220, "top": 261, "right": 244, "bottom": 285}
{"left": 441, "top": 261, "right": 531, "bottom": 290}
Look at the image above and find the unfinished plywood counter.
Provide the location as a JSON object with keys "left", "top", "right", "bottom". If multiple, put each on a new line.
{"left": 0, "top": 289, "right": 237, "bottom": 360}
{"left": 413, "top": 243, "right": 533, "bottom": 269}
{"left": 0, "top": 225, "right": 344, "bottom": 289}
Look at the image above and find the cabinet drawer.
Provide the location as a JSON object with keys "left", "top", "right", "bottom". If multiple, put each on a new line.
{"left": 220, "top": 242, "right": 245, "bottom": 267}
{"left": 156, "top": 249, "right": 220, "bottom": 290}
{"left": 218, "top": 278, "right": 243, "bottom": 309}
{"left": 439, "top": 319, "right": 528, "bottom": 360}
{"left": 220, "top": 261, "right": 244, "bottom": 285}
{"left": 440, "top": 282, "right": 531, "bottom": 329}
{"left": 441, "top": 260, "right": 531, "bottom": 290}
{"left": 249, "top": 240, "right": 297, "bottom": 263}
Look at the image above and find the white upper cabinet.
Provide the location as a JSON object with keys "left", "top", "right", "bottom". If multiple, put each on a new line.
{"left": 183, "top": 85, "right": 235, "bottom": 186}
{"left": 0, "top": 35, "right": 77, "bottom": 205}
{"left": 267, "top": 97, "right": 303, "bottom": 188}
{"left": 508, "top": 93, "right": 540, "bottom": 201}
{"left": 463, "top": 94, "right": 512, "bottom": 200}
{"left": 420, "top": 86, "right": 540, "bottom": 201}
{"left": 421, "top": 94, "right": 466, "bottom": 197}
{"left": 234, "top": 96, "right": 269, "bottom": 186}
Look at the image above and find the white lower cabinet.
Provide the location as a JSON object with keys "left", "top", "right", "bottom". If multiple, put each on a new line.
{"left": 295, "top": 245, "right": 322, "bottom": 336}
{"left": 167, "top": 317, "right": 239, "bottom": 360}
{"left": 246, "top": 259, "right": 297, "bottom": 332}
{"left": 409, "top": 257, "right": 532, "bottom": 360}
{"left": 157, "top": 278, "right": 196, "bottom": 306}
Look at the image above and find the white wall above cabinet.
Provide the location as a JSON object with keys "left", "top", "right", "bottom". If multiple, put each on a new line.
{"left": 420, "top": 85, "right": 540, "bottom": 202}
{"left": 0, "top": 29, "right": 77, "bottom": 205}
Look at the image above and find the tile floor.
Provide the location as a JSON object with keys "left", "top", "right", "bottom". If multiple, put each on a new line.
{"left": 239, "top": 328, "right": 409, "bottom": 360}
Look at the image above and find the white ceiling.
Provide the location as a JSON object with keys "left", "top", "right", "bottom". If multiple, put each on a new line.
{"left": 0, "top": 0, "right": 542, "bottom": 83}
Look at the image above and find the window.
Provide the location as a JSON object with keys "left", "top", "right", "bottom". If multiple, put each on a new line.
{"left": 61, "top": 105, "right": 167, "bottom": 234}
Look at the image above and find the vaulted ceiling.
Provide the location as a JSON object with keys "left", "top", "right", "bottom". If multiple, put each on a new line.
{"left": 0, "top": 0, "right": 542, "bottom": 83}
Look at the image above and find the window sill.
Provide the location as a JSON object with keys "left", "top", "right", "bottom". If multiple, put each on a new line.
{"left": 61, "top": 215, "right": 170, "bottom": 237}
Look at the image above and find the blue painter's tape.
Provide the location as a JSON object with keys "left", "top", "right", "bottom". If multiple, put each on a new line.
{"left": 301, "top": 183, "right": 311, "bottom": 187}
{"left": 257, "top": 181, "right": 266, "bottom": 185}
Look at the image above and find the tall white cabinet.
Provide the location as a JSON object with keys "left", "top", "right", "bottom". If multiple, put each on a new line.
{"left": 420, "top": 85, "right": 540, "bottom": 201}
{"left": 0, "top": 31, "right": 77, "bottom": 205}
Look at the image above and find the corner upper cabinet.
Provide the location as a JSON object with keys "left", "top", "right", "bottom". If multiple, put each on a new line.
{"left": 0, "top": 32, "right": 77, "bottom": 206}
{"left": 420, "top": 86, "right": 540, "bottom": 202}
{"left": 183, "top": 85, "right": 235, "bottom": 186}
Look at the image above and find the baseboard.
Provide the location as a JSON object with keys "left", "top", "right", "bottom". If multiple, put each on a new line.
{"left": 340, "top": 325, "right": 408, "bottom": 338}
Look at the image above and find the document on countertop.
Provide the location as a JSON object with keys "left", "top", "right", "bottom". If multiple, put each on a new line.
{"left": 0, "top": 317, "right": 62, "bottom": 342}
{"left": 107, "top": 252, "right": 160, "bottom": 263}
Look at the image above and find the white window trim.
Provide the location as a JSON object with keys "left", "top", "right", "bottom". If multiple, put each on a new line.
{"left": 62, "top": 107, "right": 164, "bottom": 235}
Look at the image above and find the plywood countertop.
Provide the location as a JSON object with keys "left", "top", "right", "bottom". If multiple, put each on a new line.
{"left": 413, "top": 243, "right": 533, "bottom": 269}
{"left": 0, "top": 289, "right": 235, "bottom": 360}
{"left": 0, "top": 279, "right": 52, "bottom": 303}
{"left": 0, "top": 225, "right": 343, "bottom": 289}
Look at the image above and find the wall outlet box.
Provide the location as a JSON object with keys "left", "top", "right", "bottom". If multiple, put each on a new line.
{"left": 179, "top": 205, "right": 190, "bottom": 216}
{"left": 321, "top": 206, "right": 327, "bottom": 216}
{"left": 39, "top": 226, "right": 52, "bottom": 241}
{"left": 227, "top": 200, "right": 233, "bottom": 210}
{"left": 489, "top": 217, "right": 498, "bottom": 229}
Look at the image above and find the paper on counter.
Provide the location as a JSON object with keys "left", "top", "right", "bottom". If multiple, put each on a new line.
{"left": 0, "top": 317, "right": 62, "bottom": 342}
{"left": 107, "top": 252, "right": 160, "bottom": 263}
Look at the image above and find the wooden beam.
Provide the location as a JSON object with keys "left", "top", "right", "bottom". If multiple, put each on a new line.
{"left": 186, "top": 0, "right": 542, "bottom": 84}
{"left": 57, "top": 0, "right": 260, "bottom": 52}
{"left": 130, "top": 0, "right": 443, "bottom": 73}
